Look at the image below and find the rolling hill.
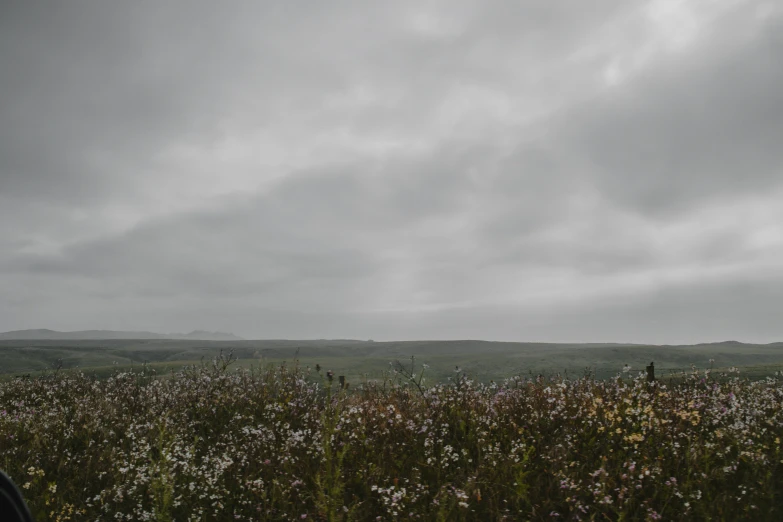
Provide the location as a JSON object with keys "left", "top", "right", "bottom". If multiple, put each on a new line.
{"left": 0, "top": 329, "right": 244, "bottom": 341}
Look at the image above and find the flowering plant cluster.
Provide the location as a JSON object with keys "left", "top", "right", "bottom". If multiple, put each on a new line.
{"left": 0, "top": 360, "right": 781, "bottom": 521}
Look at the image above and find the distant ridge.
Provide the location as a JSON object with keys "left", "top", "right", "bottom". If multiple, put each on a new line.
{"left": 694, "top": 340, "right": 747, "bottom": 347}
{"left": 0, "top": 329, "right": 244, "bottom": 341}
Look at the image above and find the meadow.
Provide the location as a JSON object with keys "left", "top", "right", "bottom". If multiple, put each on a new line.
{"left": 1, "top": 353, "right": 781, "bottom": 521}
{"left": 4, "top": 338, "right": 783, "bottom": 383}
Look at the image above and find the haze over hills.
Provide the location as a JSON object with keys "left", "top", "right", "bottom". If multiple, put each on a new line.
{"left": 0, "top": 329, "right": 244, "bottom": 341}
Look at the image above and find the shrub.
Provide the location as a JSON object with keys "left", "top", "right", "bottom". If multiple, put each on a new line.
{"left": 0, "top": 362, "right": 781, "bottom": 520}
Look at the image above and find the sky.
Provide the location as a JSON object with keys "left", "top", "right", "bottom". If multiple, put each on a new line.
{"left": 1, "top": 0, "right": 782, "bottom": 344}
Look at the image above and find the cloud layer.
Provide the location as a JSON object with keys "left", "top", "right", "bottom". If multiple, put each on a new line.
{"left": 2, "top": 0, "right": 782, "bottom": 343}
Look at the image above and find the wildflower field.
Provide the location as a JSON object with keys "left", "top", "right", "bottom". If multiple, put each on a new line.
{"left": 1, "top": 358, "right": 782, "bottom": 521}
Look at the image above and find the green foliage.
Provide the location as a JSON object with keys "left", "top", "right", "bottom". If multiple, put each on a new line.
{"left": 1, "top": 359, "right": 782, "bottom": 520}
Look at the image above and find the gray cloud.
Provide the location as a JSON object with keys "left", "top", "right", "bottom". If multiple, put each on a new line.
{"left": 567, "top": 12, "right": 783, "bottom": 215}
{"left": 2, "top": 0, "right": 783, "bottom": 342}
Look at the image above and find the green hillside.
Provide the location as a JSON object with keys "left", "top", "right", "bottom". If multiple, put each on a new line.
{"left": 2, "top": 338, "right": 782, "bottom": 382}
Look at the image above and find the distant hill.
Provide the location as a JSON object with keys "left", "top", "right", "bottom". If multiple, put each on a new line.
{"left": 169, "top": 330, "right": 245, "bottom": 341}
{"left": 1, "top": 337, "right": 782, "bottom": 381}
{"left": 0, "top": 329, "right": 244, "bottom": 341}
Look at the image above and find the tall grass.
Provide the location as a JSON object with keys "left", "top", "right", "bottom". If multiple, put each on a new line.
{"left": 0, "top": 358, "right": 781, "bottom": 520}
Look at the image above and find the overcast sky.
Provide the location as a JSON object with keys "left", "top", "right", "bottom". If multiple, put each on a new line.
{"left": 1, "top": 0, "right": 782, "bottom": 343}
